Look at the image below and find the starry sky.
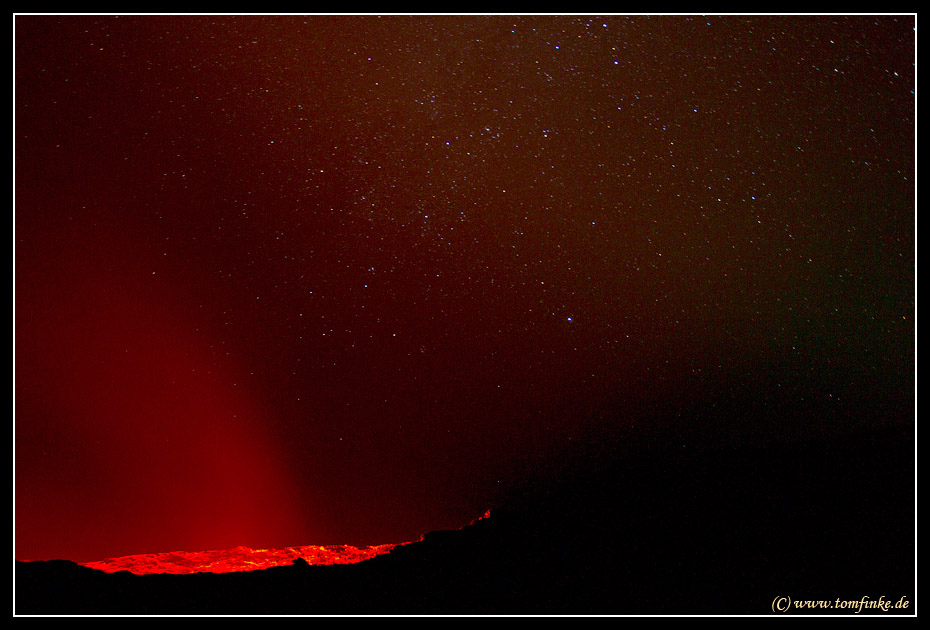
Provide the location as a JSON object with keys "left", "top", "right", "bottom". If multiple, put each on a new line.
{"left": 15, "top": 14, "right": 915, "bottom": 563}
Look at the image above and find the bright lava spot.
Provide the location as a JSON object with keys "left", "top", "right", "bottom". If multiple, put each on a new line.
{"left": 79, "top": 543, "right": 400, "bottom": 575}
{"left": 74, "top": 510, "right": 493, "bottom": 575}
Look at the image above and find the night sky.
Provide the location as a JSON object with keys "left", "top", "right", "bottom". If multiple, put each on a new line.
{"left": 15, "top": 14, "right": 915, "bottom": 564}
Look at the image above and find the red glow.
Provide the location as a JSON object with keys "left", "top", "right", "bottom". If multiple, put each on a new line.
{"left": 69, "top": 510, "right": 491, "bottom": 575}
{"left": 78, "top": 543, "right": 400, "bottom": 575}
{"left": 15, "top": 219, "right": 307, "bottom": 563}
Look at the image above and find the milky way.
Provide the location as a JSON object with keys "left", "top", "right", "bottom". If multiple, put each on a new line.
{"left": 15, "top": 14, "right": 914, "bottom": 563}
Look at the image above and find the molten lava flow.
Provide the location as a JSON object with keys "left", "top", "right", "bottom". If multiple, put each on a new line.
{"left": 76, "top": 510, "right": 493, "bottom": 575}
{"left": 79, "top": 543, "right": 400, "bottom": 575}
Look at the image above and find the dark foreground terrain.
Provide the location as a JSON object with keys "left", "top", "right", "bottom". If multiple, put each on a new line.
{"left": 16, "top": 424, "right": 914, "bottom": 615}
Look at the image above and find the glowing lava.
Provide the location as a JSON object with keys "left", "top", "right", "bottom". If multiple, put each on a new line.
{"left": 79, "top": 543, "right": 400, "bottom": 575}
{"left": 77, "top": 510, "right": 493, "bottom": 575}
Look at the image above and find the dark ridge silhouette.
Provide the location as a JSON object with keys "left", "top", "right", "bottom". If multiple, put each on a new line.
{"left": 15, "top": 423, "right": 913, "bottom": 615}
